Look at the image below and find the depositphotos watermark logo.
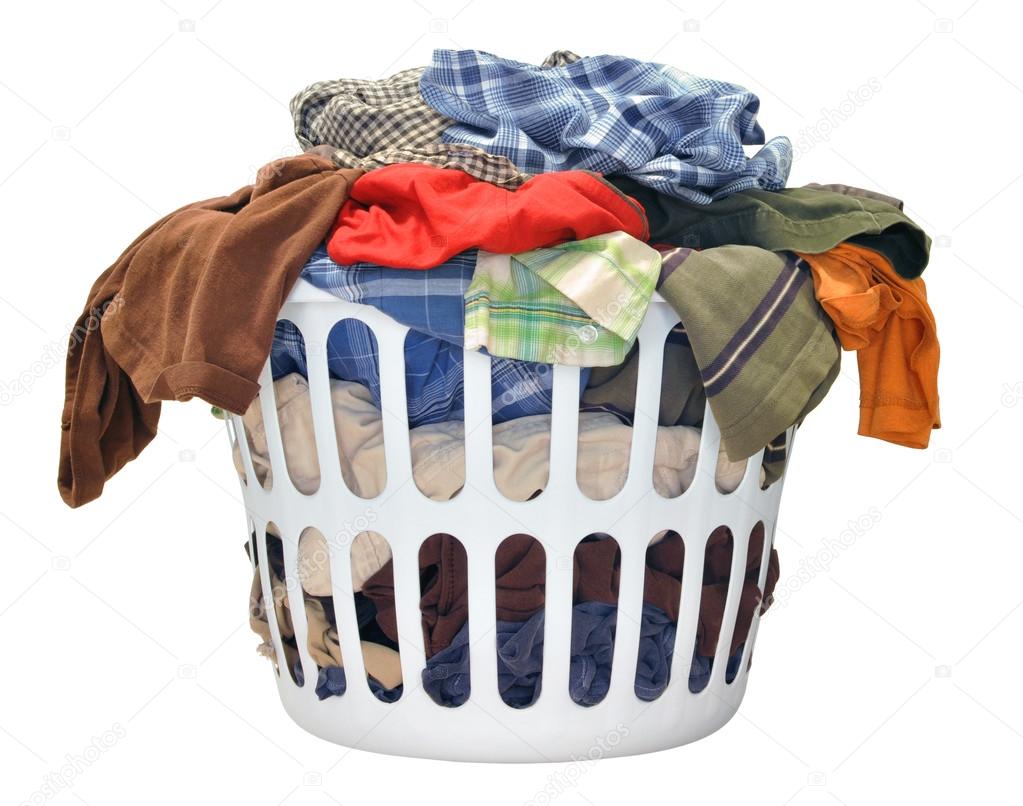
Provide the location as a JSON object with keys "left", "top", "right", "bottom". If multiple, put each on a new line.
{"left": 19, "top": 722, "right": 126, "bottom": 805}
{"left": 772, "top": 507, "right": 882, "bottom": 607}
{"left": 522, "top": 723, "right": 631, "bottom": 806}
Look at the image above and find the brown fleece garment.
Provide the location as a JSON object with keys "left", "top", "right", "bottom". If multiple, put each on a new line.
{"left": 58, "top": 155, "right": 362, "bottom": 507}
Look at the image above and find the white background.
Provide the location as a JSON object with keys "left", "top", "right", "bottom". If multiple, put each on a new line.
{"left": 1, "top": 0, "right": 1020, "bottom": 803}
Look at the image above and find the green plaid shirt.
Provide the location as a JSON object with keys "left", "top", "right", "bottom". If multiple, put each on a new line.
{"left": 464, "top": 232, "right": 660, "bottom": 366}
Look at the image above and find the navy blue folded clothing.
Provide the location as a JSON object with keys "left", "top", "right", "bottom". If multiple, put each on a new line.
{"left": 689, "top": 644, "right": 745, "bottom": 692}
{"left": 293, "top": 661, "right": 403, "bottom": 703}
{"left": 417, "top": 602, "right": 744, "bottom": 708}
{"left": 633, "top": 601, "right": 676, "bottom": 701}
{"left": 569, "top": 601, "right": 617, "bottom": 706}
{"left": 497, "top": 609, "right": 546, "bottom": 707}
{"left": 299, "top": 605, "right": 746, "bottom": 707}
{"left": 420, "top": 625, "right": 473, "bottom": 708}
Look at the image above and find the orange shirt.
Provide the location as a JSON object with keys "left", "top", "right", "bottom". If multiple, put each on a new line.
{"left": 796, "top": 243, "right": 940, "bottom": 448}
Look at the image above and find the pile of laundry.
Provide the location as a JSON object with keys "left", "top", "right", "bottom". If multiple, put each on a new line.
{"left": 237, "top": 370, "right": 772, "bottom": 705}
{"left": 57, "top": 48, "right": 940, "bottom": 707}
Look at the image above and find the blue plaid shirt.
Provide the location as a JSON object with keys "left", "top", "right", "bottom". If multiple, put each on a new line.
{"left": 420, "top": 50, "right": 792, "bottom": 205}
{"left": 272, "top": 246, "right": 588, "bottom": 425}
{"left": 299, "top": 245, "right": 473, "bottom": 344}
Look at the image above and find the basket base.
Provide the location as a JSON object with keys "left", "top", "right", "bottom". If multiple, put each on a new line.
{"left": 271, "top": 665, "right": 751, "bottom": 762}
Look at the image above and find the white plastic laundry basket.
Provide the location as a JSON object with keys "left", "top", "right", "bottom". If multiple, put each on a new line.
{"left": 227, "top": 278, "right": 792, "bottom": 762}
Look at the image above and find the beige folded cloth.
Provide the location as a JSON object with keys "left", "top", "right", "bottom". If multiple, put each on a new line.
{"left": 235, "top": 373, "right": 758, "bottom": 596}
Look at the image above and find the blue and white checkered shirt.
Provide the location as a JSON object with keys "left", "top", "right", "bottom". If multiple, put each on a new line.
{"left": 420, "top": 49, "right": 792, "bottom": 204}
